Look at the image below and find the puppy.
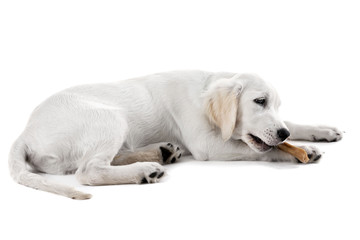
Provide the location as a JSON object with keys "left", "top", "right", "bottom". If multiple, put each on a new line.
{"left": 9, "top": 71, "right": 342, "bottom": 199}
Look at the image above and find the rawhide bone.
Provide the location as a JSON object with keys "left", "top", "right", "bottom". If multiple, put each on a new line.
{"left": 277, "top": 142, "right": 309, "bottom": 163}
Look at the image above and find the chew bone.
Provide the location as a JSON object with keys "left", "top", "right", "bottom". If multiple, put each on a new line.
{"left": 277, "top": 142, "right": 309, "bottom": 163}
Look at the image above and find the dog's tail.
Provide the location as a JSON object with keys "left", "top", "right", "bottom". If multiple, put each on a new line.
{"left": 8, "top": 136, "right": 92, "bottom": 200}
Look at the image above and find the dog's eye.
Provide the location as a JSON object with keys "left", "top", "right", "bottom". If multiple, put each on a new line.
{"left": 254, "top": 98, "right": 266, "bottom": 106}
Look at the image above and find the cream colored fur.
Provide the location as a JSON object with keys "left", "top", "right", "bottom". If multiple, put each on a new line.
{"left": 9, "top": 70, "right": 343, "bottom": 199}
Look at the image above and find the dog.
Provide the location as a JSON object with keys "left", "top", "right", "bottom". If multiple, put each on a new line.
{"left": 9, "top": 71, "right": 343, "bottom": 199}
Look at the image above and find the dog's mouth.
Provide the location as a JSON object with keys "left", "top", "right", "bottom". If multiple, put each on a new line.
{"left": 248, "top": 134, "right": 274, "bottom": 152}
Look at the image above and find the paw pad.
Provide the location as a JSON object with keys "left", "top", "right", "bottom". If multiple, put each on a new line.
{"left": 160, "top": 143, "right": 182, "bottom": 164}
{"left": 141, "top": 170, "right": 165, "bottom": 184}
{"left": 297, "top": 145, "right": 322, "bottom": 163}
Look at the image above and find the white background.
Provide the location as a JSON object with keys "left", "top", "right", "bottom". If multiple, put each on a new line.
{"left": 1, "top": 0, "right": 359, "bottom": 239}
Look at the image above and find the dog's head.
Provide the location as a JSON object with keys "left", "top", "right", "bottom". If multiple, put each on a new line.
{"left": 203, "top": 73, "right": 290, "bottom": 153}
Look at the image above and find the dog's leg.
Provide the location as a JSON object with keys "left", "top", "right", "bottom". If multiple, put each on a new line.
{"left": 76, "top": 154, "right": 166, "bottom": 185}
{"left": 187, "top": 133, "right": 323, "bottom": 164}
{"left": 261, "top": 145, "right": 323, "bottom": 163}
{"left": 111, "top": 142, "right": 183, "bottom": 166}
{"left": 285, "top": 121, "right": 343, "bottom": 142}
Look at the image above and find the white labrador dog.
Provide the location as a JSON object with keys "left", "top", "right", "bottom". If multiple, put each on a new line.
{"left": 9, "top": 71, "right": 342, "bottom": 199}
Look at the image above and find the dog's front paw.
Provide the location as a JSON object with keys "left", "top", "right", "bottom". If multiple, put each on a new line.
{"left": 311, "top": 126, "right": 343, "bottom": 142}
{"left": 298, "top": 145, "right": 322, "bottom": 163}
{"left": 159, "top": 143, "right": 182, "bottom": 164}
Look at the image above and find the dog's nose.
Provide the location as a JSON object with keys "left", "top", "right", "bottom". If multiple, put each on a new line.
{"left": 277, "top": 128, "right": 290, "bottom": 141}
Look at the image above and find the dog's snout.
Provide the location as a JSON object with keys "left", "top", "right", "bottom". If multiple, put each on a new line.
{"left": 277, "top": 128, "right": 290, "bottom": 141}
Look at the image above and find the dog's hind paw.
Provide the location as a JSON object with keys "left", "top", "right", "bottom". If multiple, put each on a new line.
{"left": 159, "top": 143, "right": 182, "bottom": 164}
{"left": 138, "top": 162, "right": 166, "bottom": 184}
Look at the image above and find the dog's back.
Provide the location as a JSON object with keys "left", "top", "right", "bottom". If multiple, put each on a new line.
{"left": 9, "top": 70, "right": 240, "bottom": 199}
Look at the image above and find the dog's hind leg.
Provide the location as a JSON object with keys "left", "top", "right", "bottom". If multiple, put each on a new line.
{"left": 111, "top": 142, "right": 183, "bottom": 166}
{"left": 76, "top": 153, "right": 166, "bottom": 185}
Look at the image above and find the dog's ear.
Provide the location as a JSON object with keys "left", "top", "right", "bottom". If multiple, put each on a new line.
{"left": 203, "top": 76, "right": 242, "bottom": 141}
